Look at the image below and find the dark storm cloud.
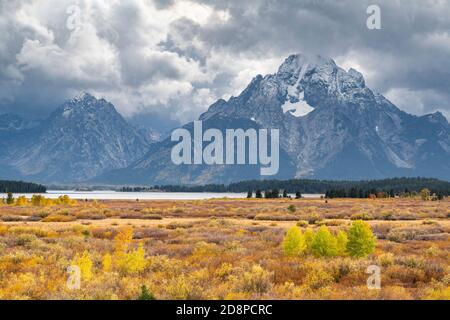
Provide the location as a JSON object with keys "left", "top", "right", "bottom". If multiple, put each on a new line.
{"left": 1, "top": 0, "right": 449, "bottom": 123}
{"left": 163, "top": 0, "right": 450, "bottom": 118}
{"left": 152, "top": 0, "right": 175, "bottom": 10}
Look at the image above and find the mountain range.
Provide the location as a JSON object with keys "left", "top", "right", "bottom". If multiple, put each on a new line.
{"left": 1, "top": 53, "right": 449, "bottom": 184}
{"left": 0, "top": 93, "right": 152, "bottom": 183}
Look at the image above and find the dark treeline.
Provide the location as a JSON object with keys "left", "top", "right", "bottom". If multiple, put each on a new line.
{"left": 0, "top": 180, "right": 46, "bottom": 193}
{"left": 122, "top": 186, "right": 156, "bottom": 192}
{"left": 324, "top": 188, "right": 445, "bottom": 200}
{"left": 250, "top": 189, "right": 301, "bottom": 199}
{"left": 151, "top": 184, "right": 229, "bottom": 192}
{"left": 155, "top": 177, "right": 450, "bottom": 196}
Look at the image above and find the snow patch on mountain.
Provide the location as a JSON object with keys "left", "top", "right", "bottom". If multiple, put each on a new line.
{"left": 281, "top": 63, "right": 314, "bottom": 117}
{"left": 282, "top": 91, "right": 314, "bottom": 117}
{"left": 415, "top": 139, "right": 426, "bottom": 146}
{"left": 62, "top": 108, "right": 73, "bottom": 118}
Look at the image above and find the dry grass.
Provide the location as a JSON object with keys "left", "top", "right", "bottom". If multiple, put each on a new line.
{"left": 0, "top": 197, "right": 448, "bottom": 300}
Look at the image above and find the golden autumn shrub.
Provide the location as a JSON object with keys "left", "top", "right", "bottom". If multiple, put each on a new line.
{"left": 42, "top": 214, "right": 76, "bottom": 222}
{"left": 424, "top": 286, "right": 450, "bottom": 300}
{"left": 233, "top": 265, "right": 273, "bottom": 295}
{"left": 102, "top": 254, "right": 112, "bottom": 273}
{"left": 303, "top": 262, "right": 334, "bottom": 290}
{"left": 118, "top": 244, "right": 146, "bottom": 274}
{"left": 57, "top": 195, "right": 77, "bottom": 206}
{"left": 72, "top": 251, "right": 93, "bottom": 281}
{"left": 106, "top": 227, "right": 147, "bottom": 275}
{"left": 31, "top": 195, "right": 52, "bottom": 206}
{"left": 0, "top": 197, "right": 446, "bottom": 300}
{"left": 15, "top": 196, "right": 28, "bottom": 206}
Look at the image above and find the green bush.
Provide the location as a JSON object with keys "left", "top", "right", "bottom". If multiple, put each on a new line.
{"left": 287, "top": 205, "right": 297, "bottom": 213}
{"left": 285, "top": 222, "right": 377, "bottom": 259}
{"left": 336, "top": 231, "right": 348, "bottom": 256}
{"left": 282, "top": 226, "right": 306, "bottom": 256}
{"left": 310, "top": 226, "right": 338, "bottom": 257}
{"left": 346, "top": 220, "right": 376, "bottom": 257}
{"left": 303, "top": 228, "right": 315, "bottom": 251}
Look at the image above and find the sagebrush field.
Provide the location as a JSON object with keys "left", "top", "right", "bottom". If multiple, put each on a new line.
{"left": 0, "top": 196, "right": 449, "bottom": 300}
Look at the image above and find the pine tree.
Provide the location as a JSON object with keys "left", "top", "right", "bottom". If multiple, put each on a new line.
{"left": 256, "top": 190, "right": 262, "bottom": 198}
{"left": 389, "top": 189, "right": 395, "bottom": 198}
{"left": 358, "top": 189, "right": 364, "bottom": 198}
{"left": 247, "top": 190, "right": 253, "bottom": 198}
{"left": 6, "top": 192, "right": 14, "bottom": 205}
{"left": 265, "top": 189, "right": 280, "bottom": 198}
{"left": 138, "top": 285, "right": 156, "bottom": 300}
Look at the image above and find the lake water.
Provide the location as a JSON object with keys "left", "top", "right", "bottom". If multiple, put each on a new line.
{"left": 1, "top": 190, "right": 324, "bottom": 200}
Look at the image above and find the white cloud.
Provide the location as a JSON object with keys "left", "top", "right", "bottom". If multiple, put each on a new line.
{"left": 205, "top": 50, "right": 282, "bottom": 99}
{"left": 385, "top": 88, "right": 450, "bottom": 121}
{"left": 0, "top": 0, "right": 226, "bottom": 120}
{"left": 419, "top": 32, "right": 450, "bottom": 53}
{"left": 385, "top": 88, "right": 428, "bottom": 115}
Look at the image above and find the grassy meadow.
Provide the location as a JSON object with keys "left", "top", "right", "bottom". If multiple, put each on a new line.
{"left": 0, "top": 196, "right": 449, "bottom": 300}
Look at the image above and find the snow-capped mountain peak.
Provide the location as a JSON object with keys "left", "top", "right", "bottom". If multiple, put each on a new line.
{"left": 0, "top": 94, "right": 152, "bottom": 183}
{"left": 2, "top": 53, "right": 449, "bottom": 185}
{"left": 162, "top": 52, "right": 450, "bottom": 183}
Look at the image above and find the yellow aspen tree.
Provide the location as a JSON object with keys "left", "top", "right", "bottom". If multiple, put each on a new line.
{"left": 102, "top": 253, "right": 112, "bottom": 273}
{"left": 73, "top": 251, "right": 93, "bottom": 281}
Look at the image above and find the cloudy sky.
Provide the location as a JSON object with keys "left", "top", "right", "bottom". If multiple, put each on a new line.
{"left": 1, "top": 0, "right": 450, "bottom": 130}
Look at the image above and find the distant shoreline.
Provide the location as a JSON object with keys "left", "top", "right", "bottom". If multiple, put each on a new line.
{"left": 0, "top": 190, "right": 326, "bottom": 200}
